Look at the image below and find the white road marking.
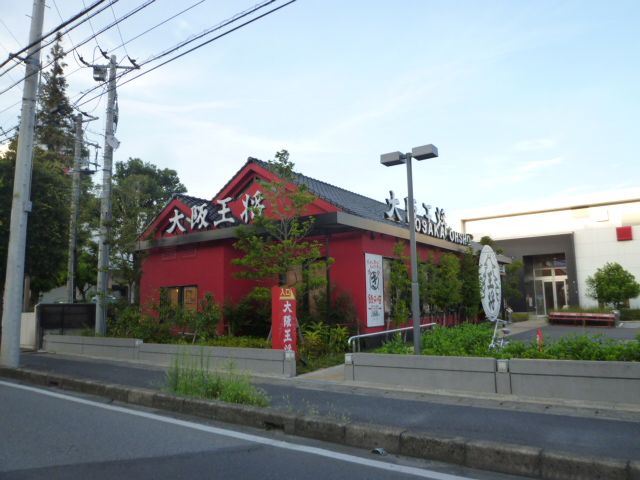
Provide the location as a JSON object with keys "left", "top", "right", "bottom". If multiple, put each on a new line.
{"left": 0, "top": 380, "right": 476, "bottom": 480}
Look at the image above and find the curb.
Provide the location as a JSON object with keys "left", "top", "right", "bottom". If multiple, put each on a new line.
{"left": 1, "top": 367, "right": 636, "bottom": 480}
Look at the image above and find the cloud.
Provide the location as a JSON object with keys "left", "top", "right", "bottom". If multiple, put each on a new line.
{"left": 518, "top": 156, "right": 563, "bottom": 172}
{"left": 514, "top": 138, "right": 556, "bottom": 151}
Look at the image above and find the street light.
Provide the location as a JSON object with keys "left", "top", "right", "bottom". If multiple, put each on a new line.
{"left": 380, "top": 144, "right": 439, "bottom": 354}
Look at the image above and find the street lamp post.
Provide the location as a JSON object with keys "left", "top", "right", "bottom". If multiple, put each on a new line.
{"left": 381, "top": 144, "right": 439, "bottom": 354}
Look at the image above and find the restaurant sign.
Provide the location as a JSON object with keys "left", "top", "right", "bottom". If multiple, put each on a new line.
{"left": 271, "top": 287, "right": 298, "bottom": 353}
{"left": 383, "top": 190, "right": 471, "bottom": 246}
{"left": 165, "top": 191, "right": 264, "bottom": 235}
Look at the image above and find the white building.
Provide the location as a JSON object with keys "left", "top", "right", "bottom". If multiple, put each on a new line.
{"left": 460, "top": 194, "right": 640, "bottom": 314}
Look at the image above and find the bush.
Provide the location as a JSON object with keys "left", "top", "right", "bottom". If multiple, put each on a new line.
{"left": 620, "top": 309, "right": 640, "bottom": 321}
{"left": 373, "top": 321, "right": 640, "bottom": 362}
{"left": 223, "top": 288, "right": 271, "bottom": 337}
{"left": 300, "top": 321, "right": 350, "bottom": 359}
{"left": 511, "top": 312, "right": 529, "bottom": 322}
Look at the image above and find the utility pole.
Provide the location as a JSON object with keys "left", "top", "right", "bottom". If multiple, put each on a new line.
{"left": 66, "top": 114, "right": 83, "bottom": 303}
{"left": 0, "top": 0, "right": 46, "bottom": 368}
{"left": 95, "top": 55, "right": 117, "bottom": 335}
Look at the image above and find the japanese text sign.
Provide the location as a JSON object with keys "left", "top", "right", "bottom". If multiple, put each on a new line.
{"left": 271, "top": 287, "right": 298, "bottom": 353}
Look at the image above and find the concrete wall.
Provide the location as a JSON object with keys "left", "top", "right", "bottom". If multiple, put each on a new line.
{"left": 19, "top": 312, "right": 37, "bottom": 350}
{"left": 345, "top": 353, "right": 640, "bottom": 405}
{"left": 43, "top": 335, "right": 296, "bottom": 377}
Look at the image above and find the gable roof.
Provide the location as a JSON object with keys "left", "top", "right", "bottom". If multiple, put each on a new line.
{"left": 245, "top": 157, "right": 398, "bottom": 227}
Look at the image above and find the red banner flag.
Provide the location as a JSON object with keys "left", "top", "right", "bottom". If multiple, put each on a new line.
{"left": 536, "top": 328, "right": 544, "bottom": 351}
{"left": 271, "top": 287, "right": 298, "bottom": 353}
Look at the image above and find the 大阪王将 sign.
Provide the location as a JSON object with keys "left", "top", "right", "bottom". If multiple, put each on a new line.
{"left": 383, "top": 190, "right": 471, "bottom": 246}
{"left": 271, "top": 287, "right": 298, "bottom": 353}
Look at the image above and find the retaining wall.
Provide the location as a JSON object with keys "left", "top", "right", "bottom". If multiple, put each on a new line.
{"left": 43, "top": 334, "right": 296, "bottom": 377}
{"left": 345, "top": 353, "right": 640, "bottom": 404}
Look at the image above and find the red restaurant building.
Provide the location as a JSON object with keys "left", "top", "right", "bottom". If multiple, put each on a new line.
{"left": 137, "top": 158, "right": 473, "bottom": 334}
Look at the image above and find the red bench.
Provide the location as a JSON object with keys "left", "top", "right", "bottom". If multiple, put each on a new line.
{"left": 548, "top": 312, "right": 616, "bottom": 328}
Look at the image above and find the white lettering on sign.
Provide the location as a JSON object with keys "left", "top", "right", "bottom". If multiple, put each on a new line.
{"left": 166, "top": 209, "right": 186, "bottom": 234}
{"left": 382, "top": 191, "right": 471, "bottom": 246}
{"left": 240, "top": 191, "right": 265, "bottom": 224}
{"left": 383, "top": 190, "right": 402, "bottom": 222}
{"left": 214, "top": 197, "right": 235, "bottom": 227}
{"left": 189, "top": 203, "right": 210, "bottom": 230}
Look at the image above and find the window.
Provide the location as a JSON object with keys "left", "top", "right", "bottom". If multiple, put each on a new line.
{"left": 161, "top": 285, "right": 198, "bottom": 312}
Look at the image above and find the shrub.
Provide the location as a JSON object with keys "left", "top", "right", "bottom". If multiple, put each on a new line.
{"left": 620, "top": 309, "right": 640, "bottom": 321}
{"left": 511, "top": 312, "right": 529, "bottom": 322}
{"left": 373, "top": 321, "right": 640, "bottom": 362}
{"left": 300, "top": 321, "right": 350, "bottom": 359}
{"left": 586, "top": 262, "right": 640, "bottom": 309}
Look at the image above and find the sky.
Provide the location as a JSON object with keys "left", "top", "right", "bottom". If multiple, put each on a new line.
{"left": 1, "top": 0, "right": 639, "bottom": 229}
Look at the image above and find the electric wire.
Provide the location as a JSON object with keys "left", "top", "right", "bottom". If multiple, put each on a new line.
{"left": 0, "top": 0, "right": 156, "bottom": 98}
{"left": 0, "top": 0, "right": 120, "bottom": 81}
{"left": 110, "top": 0, "right": 207, "bottom": 55}
{"left": 74, "top": 0, "right": 290, "bottom": 108}
{"left": 82, "top": 0, "right": 106, "bottom": 53}
{"left": 109, "top": 2, "right": 130, "bottom": 60}
{"left": 0, "top": 0, "right": 110, "bottom": 70}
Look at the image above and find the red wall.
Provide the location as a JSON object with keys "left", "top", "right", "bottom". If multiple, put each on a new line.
{"left": 140, "top": 231, "right": 450, "bottom": 335}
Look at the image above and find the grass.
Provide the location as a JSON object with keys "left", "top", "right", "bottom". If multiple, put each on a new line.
{"left": 165, "top": 354, "right": 270, "bottom": 407}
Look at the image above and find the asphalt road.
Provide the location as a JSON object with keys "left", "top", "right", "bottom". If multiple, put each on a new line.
{"left": 19, "top": 353, "right": 640, "bottom": 462}
{"left": 0, "top": 380, "right": 523, "bottom": 480}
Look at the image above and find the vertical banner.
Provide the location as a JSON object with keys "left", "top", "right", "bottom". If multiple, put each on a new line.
{"left": 365, "top": 253, "right": 384, "bottom": 327}
{"left": 271, "top": 287, "right": 298, "bottom": 353}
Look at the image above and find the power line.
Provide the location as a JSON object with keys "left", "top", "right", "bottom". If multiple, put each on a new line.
{"left": 75, "top": 0, "right": 291, "bottom": 108}
{"left": 82, "top": 0, "right": 107, "bottom": 53}
{"left": 0, "top": 0, "right": 110, "bottom": 70}
{"left": 110, "top": 0, "right": 207, "bottom": 54}
{"left": 0, "top": 0, "right": 155, "bottom": 98}
{"left": 109, "top": 2, "right": 130, "bottom": 60}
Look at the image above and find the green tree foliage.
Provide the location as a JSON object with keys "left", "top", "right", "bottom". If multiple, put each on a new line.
{"left": 36, "top": 34, "right": 74, "bottom": 163}
{"left": 233, "top": 150, "right": 326, "bottom": 287}
{"left": 0, "top": 38, "right": 78, "bottom": 305}
{"left": 389, "top": 241, "right": 410, "bottom": 325}
{"left": 111, "top": 157, "right": 186, "bottom": 301}
{"left": 459, "top": 248, "right": 481, "bottom": 320}
{"left": 586, "top": 262, "right": 640, "bottom": 309}
{"left": 503, "top": 259, "right": 524, "bottom": 308}
{"left": 479, "top": 235, "right": 503, "bottom": 254}
{"left": 431, "top": 253, "right": 462, "bottom": 311}
{"left": 0, "top": 145, "right": 70, "bottom": 301}
{"left": 418, "top": 253, "right": 436, "bottom": 314}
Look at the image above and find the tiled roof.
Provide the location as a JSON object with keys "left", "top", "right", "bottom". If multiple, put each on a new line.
{"left": 247, "top": 157, "right": 400, "bottom": 226}
{"left": 171, "top": 193, "right": 218, "bottom": 224}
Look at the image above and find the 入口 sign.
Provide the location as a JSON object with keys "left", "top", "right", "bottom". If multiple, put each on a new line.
{"left": 271, "top": 287, "right": 298, "bottom": 353}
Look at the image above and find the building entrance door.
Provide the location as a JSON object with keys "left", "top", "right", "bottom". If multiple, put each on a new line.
{"left": 535, "top": 276, "right": 568, "bottom": 315}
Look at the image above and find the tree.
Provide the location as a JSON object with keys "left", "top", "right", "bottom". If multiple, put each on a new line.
{"left": 432, "top": 253, "right": 462, "bottom": 312}
{"left": 503, "top": 259, "right": 524, "bottom": 308}
{"left": 389, "top": 241, "right": 410, "bottom": 326}
{"left": 36, "top": 34, "right": 74, "bottom": 163}
{"left": 0, "top": 144, "right": 70, "bottom": 303}
{"left": 586, "top": 262, "right": 640, "bottom": 309}
{"left": 459, "top": 247, "right": 481, "bottom": 321}
{"left": 111, "top": 158, "right": 186, "bottom": 302}
{"left": 233, "top": 150, "right": 326, "bottom": 287}
{"left": 0, "top": 37, "right": 76, "bottom": 305}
